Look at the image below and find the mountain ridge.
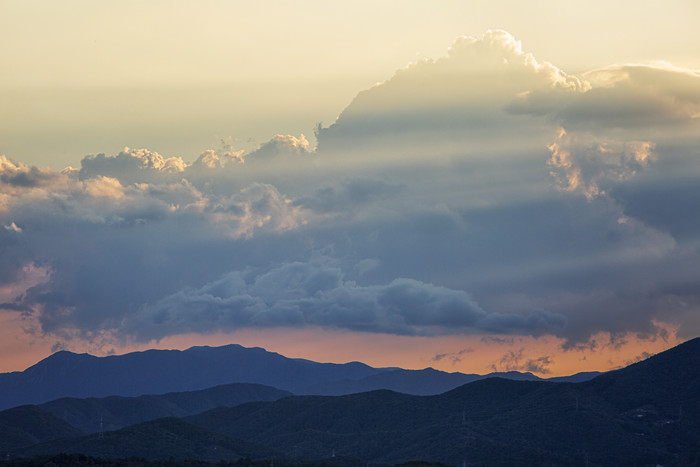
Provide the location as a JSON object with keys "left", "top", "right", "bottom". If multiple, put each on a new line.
{"left": 181, "top": 337, "right": 700, "bottom": 465}
{"left": 38, "top": 382, "right": 292, "bottom": 433}
{"left": 1, "top": 337, "right": 698, "bottom": 465}
{"left": 0, "top": 343, "right": 601, "bottom": 411}
{"left": 19, "top": 417, "right": 282, "bottom": 462}
{"left": 0, "top": 344, "right": 386, "bottom": 410}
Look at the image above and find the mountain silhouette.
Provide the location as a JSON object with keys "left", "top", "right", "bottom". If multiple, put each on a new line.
{"left": 0, "top": 405, "right": 83, "bottom": 453}
{"left": 2, "top": 337, "right": 698, "bottom": 465}
{"left": 176, "top": 337, "right": 696, "bottom": 465}
{"left": 38, "top": 382, "right": 291, "bottom": 433}
{"left": 0, "top": 344, "right": 384, "bottom": 410}
{"left": 19, "top": 417, "right": 281, "bottom": 462}
{"left": 0, "top": 344, "right": 598, "bottom": 411}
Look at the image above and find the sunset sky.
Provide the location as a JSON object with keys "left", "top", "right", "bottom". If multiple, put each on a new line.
{"left": 1, "top": 0, "right": 699, "bottom": 376}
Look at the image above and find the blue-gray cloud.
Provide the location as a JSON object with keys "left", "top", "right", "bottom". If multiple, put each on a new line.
{"left": 127, "top": 258, "right": 565, "bottom": 340}
{"left": 294, "top": 179, "right": 402, "bottom": 214}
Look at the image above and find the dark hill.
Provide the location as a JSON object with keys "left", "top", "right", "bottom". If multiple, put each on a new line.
{"left": 583, "top": 336, "right": 700, "bottom": 414}
{"left": 187, "top": 382, "right": 581, "bottom": 464}
{"left": 303, "top": 368, "right": 547, "bottom": 396}
{"left": 19, "top": 417, "right": 281, "bottom": 462}
{"left": 4, "top": 339, "right": 698, "bottom": 465}
{"left": 39, "top": 382, "right": 291, "bottom": 433}
{"left": 184, "top": 338, "right": 700, "bottom": 466}
{"left": 0, "top": 405, "right": 83, "bottom": 452}
{"left": 547, "top": 371, "right": 602, "bottom": 383}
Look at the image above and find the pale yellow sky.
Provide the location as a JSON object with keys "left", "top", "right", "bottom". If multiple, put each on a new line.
{"left": 2, "top": 0, "right": 699, "bottom": 87}
{"left": 1, "top": 0, "right": 698, "bottom": 168}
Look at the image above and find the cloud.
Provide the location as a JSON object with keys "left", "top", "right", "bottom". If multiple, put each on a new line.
{"left": 0, "top": 155, "right": 65, "bottom": 190}
{"left": 79, "top": 147, "right": 187, "bottom": 185}
{"left": 352, "top": 258, "right": 381, "bottom": 277}
{"left": 575, "top": 64, "right": 700, "bottom": 129}
{"left": 444, "top": 30, "right": 585, "bottom": 93}
{"left": 0, "top": 158, "right": 313, "bottom": 340}
{"left": 509, "top": 63, "right": 700, "bottom": 135}
{"left": 3, "top": 222, "right": 22, "bottom": 233}
{"left": 0, "top": 156, "right": 71, "bottom": 211}
{"left": 294, "top": 179, "right": 402, "bottom": 214}
{"left": 546, "top": 127, "right": 655, "bottom": 199}
{"left": 491, "top": 348, "right": 553, "bottom": 374}
{"left": 125, "top": 258, "right": 566, "bottom": 341}
{"left": 207, "top": 182, "right": 308, "bottom": 238}
{"left": 2, "top": 30, "right": 700, "bottom": 357}
{"left": 190, "top": 150, "right": 223, "bottom": 170}
{"left": 72, "top": 135, "right": 313, "bottom": 194}
{"left": 480, "top": 309, "right": 566, "bottom": 336}
{"left": 83, "top": 175, "right": 127, "bottom": 199}
{"left": 245, "top": 134, "right": 311, "bottom": 164}
{"left": 611, "top": 174, "right": 700, "bottom": 243}
{"left": 431, "top": 348, "right": 475, "bottom": 366}
{"left": 317, "top": 29, "right": 585, "bottom": 156}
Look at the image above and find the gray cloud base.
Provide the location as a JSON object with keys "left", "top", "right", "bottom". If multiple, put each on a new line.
{"left": 129, "top": 259, "right": 565, "bottom": 340}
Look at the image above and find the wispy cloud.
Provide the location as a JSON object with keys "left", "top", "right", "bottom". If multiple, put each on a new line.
{"left": 431, "top": 348, "right": 475, "bottom": 366}
{"left": 491, "top": 348, "right": 553, "bottom": 374}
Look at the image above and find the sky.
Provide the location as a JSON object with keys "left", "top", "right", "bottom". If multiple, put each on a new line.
{"left": 1, "top": 0, "right": 699, "bottom": 376}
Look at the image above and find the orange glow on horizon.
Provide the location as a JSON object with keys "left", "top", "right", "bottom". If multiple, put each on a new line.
{"left": 0, "top": 321, "right": 683, "bottom": 378}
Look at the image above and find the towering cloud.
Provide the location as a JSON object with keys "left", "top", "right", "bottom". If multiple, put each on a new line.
{"left": 1, "top": 30, "right": 699, "bottom": 360}
{"left": 318, "top": 30, "right": 586, "bottom": 156}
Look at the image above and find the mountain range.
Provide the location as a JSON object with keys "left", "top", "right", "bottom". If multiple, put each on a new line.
{"left": 0, "top": 343, "right": 599, "bottom": 411}
{"left": 37, "top": 383, "right": 291, "bottom": 433}
{"left": 0, "top": 337, "right": 697, "bottom": 465}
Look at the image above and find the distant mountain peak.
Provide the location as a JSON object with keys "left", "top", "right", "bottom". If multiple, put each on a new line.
{"left": 0, "top": 342, "right": 388, "bottom": 409}
{"left": 28, "top": 350, "right": 96, "bottom": 368}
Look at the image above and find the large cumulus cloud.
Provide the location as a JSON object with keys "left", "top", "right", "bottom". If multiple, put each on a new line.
{"left": 317, "top": 30, "right": 586, "bottom": 157}
{"left": 2, "top": 29, "right": 700, "bottom": 353}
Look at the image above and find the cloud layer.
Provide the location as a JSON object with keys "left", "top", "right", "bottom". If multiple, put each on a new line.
{"left": 129, "top": 257, "right": 565, "bottom": 340}
{"left": 2, "top": 30, "right": 699, "bottom": 353}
